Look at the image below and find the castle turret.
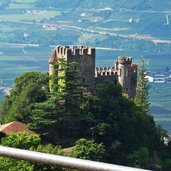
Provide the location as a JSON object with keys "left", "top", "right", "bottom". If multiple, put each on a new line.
{"left": 117, "top": 56, "right": 133, "bottom": 98}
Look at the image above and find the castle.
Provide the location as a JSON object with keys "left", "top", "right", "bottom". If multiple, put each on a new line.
{"left": 49, "top": 46, "right": 138, "bottom": 98}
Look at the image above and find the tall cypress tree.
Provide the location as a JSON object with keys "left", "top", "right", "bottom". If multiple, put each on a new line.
{"left": 134, "top": 56, "right": 150, "bottom": 112}
{"left": 30, "top": 58, "right": 85, "bottom": 145}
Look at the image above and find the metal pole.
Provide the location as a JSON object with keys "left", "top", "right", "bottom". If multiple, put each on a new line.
{"left": 0, "top": 146, "right": 151, "bottom": 171}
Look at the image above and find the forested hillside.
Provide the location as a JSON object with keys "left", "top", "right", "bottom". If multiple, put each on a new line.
{"left": 36, "top": 0, "right": 171, "bottom": 11}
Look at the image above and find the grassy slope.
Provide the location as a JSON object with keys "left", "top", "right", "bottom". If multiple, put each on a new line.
{"left": 35, "top": 0, "right": 171, "bottom": 11}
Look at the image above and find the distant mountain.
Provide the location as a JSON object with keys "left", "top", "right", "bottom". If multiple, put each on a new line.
{"left": 36, "top": 0, "right": 171, "bottom": 11}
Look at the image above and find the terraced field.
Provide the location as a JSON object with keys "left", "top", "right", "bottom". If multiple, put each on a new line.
{"left": 0, "top": 45, "right": 51, "bottom": 87}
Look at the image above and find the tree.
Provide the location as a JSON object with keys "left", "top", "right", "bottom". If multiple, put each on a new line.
{"left": 30, "top": 58, "right": 85, "bottom": 145}
{"left": 128, "top": 147, "right": 151, "bottom": 169}
{"left": 162, "top": 159, "right": 171, "bottom": 171}
{"left": 29, "top": 99, "right": 65, "bottom": 144}
{"left": 134, "top": 56, "right": 150, "bottom": 112}
{"left": 88, "top": 82, "right": 162, "bottom": 166}
{"left": 1, "top": 72, "right": 49, "bottom": 123}
{"left": 71, "top": 138, "right": 105, "bottom": 161}
{"left": 13, "top": 72, "right": 49, "bottom": 96}
{"left": 1, "top": 132, "right": 40, "bottom": 149}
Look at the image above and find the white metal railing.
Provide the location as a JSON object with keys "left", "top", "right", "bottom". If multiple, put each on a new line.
{"left": 0, "top": 146, "right": 151, "bottom": 171}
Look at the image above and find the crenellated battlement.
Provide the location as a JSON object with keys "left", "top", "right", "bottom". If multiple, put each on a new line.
{"left": 95, "top": 67, "right": 117, "bottom": 77}
{"left": 49, "top": 46, "right": 95, "bottom": 64}
{"left": 58, "top": 45, "right": 94, "bottom": 56}
{"left": 117, "top": 56, "right": 132, "bottom": 65}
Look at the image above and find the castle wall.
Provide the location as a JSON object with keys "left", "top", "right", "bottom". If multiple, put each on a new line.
{"left": 95, "top": 67, "right": 118, "bottom": 85}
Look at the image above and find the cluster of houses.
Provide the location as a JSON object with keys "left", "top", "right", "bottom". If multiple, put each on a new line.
{"left": 23, "top": 10, "right": 46, "bottom": 14}
{"left": 146, "top": 74, "right": 171, "bottom": 83}
{"left": 43, "top": 24, "right": 59, "bottom": 31}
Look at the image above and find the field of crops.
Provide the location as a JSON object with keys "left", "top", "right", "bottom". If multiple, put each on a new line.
{"left": 0, "top": 45, "right": 51, "bottom": 87}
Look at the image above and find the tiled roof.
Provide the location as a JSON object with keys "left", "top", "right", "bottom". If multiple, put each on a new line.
{"left": 0, "top": 121, "right": 37, "bottom": 135}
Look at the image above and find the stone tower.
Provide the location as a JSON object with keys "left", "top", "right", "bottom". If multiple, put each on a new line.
{"left": 49, "top": 45, "right": 95, "bottom": 93}
{"left": 116, "top": 56, "right": 137, "bottom": 98}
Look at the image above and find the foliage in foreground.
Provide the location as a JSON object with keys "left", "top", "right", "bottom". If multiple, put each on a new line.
{"left": 0, "top": 132, "right": 63, "bottom": 171}
{"left": 0, "top": 133, "right": 106, "bottom": 171}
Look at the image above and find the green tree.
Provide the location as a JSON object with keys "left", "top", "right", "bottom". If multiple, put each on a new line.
{"left": 162, "top": 159, "right": 171, "bottom": 171}
{"left": 128, "top": 146, "right": 162, "bottom": 170}
{"left": 90, "top": 82, "right": 162, "bottom": 166}
{"left": 135, "top": 56, "right": 150, "bottom": 112}
{"left": 128, "top": 147, "right": 151, "bottom": 169}
{"left": 30, "top": 58, "right": 85, "bottom": 145}
{"left": 29, "top": 99, "right": 65, "bottom": 144}
{"left": 1, "top": 132, "right": 40, "bottom": 149}
{"left": 71, "top": 138, "right": 105, "bottom": 161}
{"left": 13, "top": 72, "right": 49, "bottom": 96}
{"left": 1, "top": 72, "right": 49, "bottom": 123}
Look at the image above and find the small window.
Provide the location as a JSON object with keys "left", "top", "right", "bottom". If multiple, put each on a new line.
{"left": 74, "top": 66, "right": 77, "bottom": 70}
{"left": 83, "top": 78, "right": 85, "bottom": 83}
